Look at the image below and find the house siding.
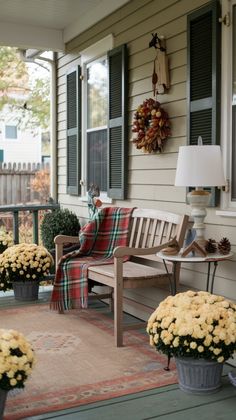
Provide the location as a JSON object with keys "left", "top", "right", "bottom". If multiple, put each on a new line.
{"left": 56, "top": 0, "right": 236, "bottom": 310}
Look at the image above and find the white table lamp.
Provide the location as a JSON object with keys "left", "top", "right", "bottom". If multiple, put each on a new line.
{"left": 175, "top": 141, "right": 226, "bottom": 246}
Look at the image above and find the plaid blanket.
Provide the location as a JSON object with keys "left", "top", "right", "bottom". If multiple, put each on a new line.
{"left": 50, "top": 207, "right": 134, "bottom": 311}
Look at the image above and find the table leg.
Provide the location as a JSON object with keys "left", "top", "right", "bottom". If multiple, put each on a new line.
{"left": 206, "top": 261, "right": 218, "bottom": 293}
{"left": 210, "top": 261, "right": 218, "bottom": 293}
{"left": 163, "top": 260, "right": 177, "bottom": 295}
{"left": 172, "top": 262, "right": 177, "bottom": 295}
{"left": 206, "top": 262, "right": 211, "bottom": 292}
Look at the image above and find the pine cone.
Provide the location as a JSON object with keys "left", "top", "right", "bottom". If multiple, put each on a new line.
{"left": 205, "top": 238, "right": 217, "bottom": 254}
{"left": 218, "top": 237, "right": 231, "bottom": 255}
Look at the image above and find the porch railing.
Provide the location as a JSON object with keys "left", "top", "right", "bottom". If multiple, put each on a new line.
{"left": 0, "top": 203, "right": 60, "bottom": 245}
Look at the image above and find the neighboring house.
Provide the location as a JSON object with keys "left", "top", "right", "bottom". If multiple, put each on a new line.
{"left": 0, "top": 52, "right": 50, "bottom": 165}
{"left": 0, "top": 115, "right": 42, "bottom": 164}
{"left": 55, "top": 0, "right": 236, "bottom": 314}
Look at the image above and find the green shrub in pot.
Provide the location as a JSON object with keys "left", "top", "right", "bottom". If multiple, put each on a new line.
{"left": 40, "top": 208, "right": 81, "bottom": 251}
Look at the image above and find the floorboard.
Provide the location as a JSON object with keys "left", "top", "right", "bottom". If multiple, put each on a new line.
{"left": 24, "top": 367, "right": 236, "bottom": 420}
{"left": 1, "top": 290, "right": 236, "bottom": 420}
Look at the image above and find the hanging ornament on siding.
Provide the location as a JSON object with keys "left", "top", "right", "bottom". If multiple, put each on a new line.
{"left": 132, "top": 98, "right": 171, "bottom": 153}
{"left": 149, "top": 33, "right": 170, "bottom": 96}
{"left": 152, "top": 60, "right": 158, "bottom": 97}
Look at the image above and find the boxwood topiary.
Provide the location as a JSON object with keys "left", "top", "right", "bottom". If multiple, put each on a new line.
{"left": 40, "top": 208, "right": 80, "bottom": 251}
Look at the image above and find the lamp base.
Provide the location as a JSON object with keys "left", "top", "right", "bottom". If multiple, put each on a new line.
{"left": 187, "top": 190, "right": 211, "bottom": 247}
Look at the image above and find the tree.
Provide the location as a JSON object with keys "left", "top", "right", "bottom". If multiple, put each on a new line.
{"left": 0, "top": 46, "right": 28, "bottom": 110}
{"left": 30, "top": 168, "right": 50, "bottom": 203}
{"left": 0, "top": 46, "right": 50, "bottom": 130}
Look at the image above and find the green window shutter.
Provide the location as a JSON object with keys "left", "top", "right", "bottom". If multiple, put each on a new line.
{"left": 187, "top": 0, "right": 221, "bottom": 206}
{"left": 66, "top": 66, "right": 81, "bottom": 195}
{"left": 0, "top": 150, "right": 3, "bottom": 162}
{"left": 107, "top": 44, "right": 128, "bottom": 200}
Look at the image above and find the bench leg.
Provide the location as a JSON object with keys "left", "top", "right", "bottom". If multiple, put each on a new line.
{"left": 114, "top": 257, "right": 123, "bottom": 347}
{"left": 108, "top": 289, "right": 114, "bottom": 312}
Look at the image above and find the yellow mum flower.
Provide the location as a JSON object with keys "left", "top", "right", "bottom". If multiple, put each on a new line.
{"left": 190, "top": 341, "right": 197, "bottom": 350}
{"left": 213, "top": 348, "right": 222, "bottom": 355}
{"left": 147, "top": 291, "right": 236, "bottom": 362}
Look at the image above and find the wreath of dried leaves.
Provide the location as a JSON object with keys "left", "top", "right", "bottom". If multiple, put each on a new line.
{"left": 132, "top": 98, "right": 171, "bottom": 153}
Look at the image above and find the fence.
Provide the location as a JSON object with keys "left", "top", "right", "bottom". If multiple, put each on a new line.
{"left": 0, "top": 162, "right": 49, "bottom": 205}
{"left": 0, "top": 203, "right": 59, "bottom": 245}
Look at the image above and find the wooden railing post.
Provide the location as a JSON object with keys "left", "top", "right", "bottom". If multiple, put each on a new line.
{"left": 13, "top": 211, "right": 19, "bottom": 244}
{"left": 32, "top": 210, "right": 39, "bottom": 244}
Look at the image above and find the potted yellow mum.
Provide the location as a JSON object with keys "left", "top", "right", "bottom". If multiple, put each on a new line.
{"left": 0, "top": 227, "right": 13, "bottom": 254}
{"left": 147, "top": 290, "right": 236, "bottom": 394}
{"left": 0, "top": 243, "right": 54, "bottom": 300}
{"left": 0, "top": 329, "right": 35, "bottom": 418}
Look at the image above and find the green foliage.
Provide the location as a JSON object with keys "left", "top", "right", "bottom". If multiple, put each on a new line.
{"left": 40, "top": 208, "right": 81, "bottom": 250}
{"left": 19, "top": 77, "right": 50, "bottom": 130}
{"left": 0, "top": 46, "right": 50, "bottom": 130}
{"left": 0, "top": 46, "right": 28, "bottom": 112}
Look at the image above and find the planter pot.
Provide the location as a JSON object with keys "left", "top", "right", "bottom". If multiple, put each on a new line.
{"left": 175, "top": 357, "right": 223, "bottom": 394}
{"left": 13, "top": 281, "right": 39, "bottom": 301}
{"left": 0, "top": 389, "right": 7, "bottom": 420}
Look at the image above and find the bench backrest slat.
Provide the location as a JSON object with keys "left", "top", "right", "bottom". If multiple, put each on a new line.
{"left": 128, "top": 209, "right": 189, "bottom": 259}
{"left": 142, "top": 218, "right": 151, "bottom": 248}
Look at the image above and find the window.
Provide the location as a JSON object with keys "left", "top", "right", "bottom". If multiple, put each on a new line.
{"left": 232, "top": 4, "right": 236, "bottom": 200}
{"left": 187, "top": 1, "right": 221, "bottom": 207}
{"left": 221, "top": 0, "right": 236, "bottom": 209}
{"left": 66, "top": 35, "right": 128, "bottom": 200}
{"left": 5, "top": 125, "right": 17, "bottom": 139}
{"left": 86, "top": 57, "right": 108, "bottom": 193}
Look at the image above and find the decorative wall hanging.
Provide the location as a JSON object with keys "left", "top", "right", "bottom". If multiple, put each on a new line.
{"left": 149, "top": 33, "right": 170, "bottom": 95}
{"left": 132, "top": 98, "right": 171, "bottom": 153}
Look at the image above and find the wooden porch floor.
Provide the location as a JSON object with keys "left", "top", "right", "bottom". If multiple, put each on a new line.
{"left": 1, "top": 289, "right": 236, "bottom": 420}
{"left": 26, "top": 372, "right": 236, "bottom": 420}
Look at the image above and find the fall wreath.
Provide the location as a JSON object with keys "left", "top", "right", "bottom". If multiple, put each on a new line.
{"left": 132, "top": 98, "right": 171, "bottom": 153}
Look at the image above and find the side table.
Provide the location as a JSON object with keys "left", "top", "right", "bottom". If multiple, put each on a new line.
{"left": 156, "top": 251, "right": 233, "bottom": 295}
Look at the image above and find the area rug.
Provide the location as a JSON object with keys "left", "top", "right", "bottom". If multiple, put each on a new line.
{"left": 1, "top": 303, "right": 177, "bottom": 419}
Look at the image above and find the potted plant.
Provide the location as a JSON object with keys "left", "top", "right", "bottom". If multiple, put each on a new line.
{"left": 0, "top": 328, "right": 35, "bottom": 418}
{"left": 0, "top": 243, "right": 54, "bottom": 300}
{"left": 147, "top": 290, "right": 236, "bottom": 394}
{"left": 0, "top": 227, "right": 14, "bottom": 253}
{"left": 40, "top": 208, "right": 81, "bottom": 252}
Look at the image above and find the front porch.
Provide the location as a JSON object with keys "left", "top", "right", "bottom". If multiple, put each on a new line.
{"left": 0, "top": 1, "right": 236, "bottom": 418}
{"left": 1, "top": 289, "right": 236, "bottom": 420}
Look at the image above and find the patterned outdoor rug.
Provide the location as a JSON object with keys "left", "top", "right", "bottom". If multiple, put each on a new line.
{"left": 1, "top": 303, "right": 177, "bottom": 419}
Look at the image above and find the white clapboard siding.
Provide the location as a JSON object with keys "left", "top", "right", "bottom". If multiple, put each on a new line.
{"left": 56, "top": 0, "right": 236, "bottom": 309}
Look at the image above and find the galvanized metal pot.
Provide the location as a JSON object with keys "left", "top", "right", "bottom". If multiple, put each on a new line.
{"left": 175, "top": 357, "right": 223, "bottom": 394}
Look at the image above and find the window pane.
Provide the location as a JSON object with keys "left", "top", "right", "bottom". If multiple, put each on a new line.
{"left": 233, "top": 6, "right": 236, "bottom": 102}
{"left": 87, "top": 59, "right": 108, "bottom": 129}
{"left": 87, "top": 129, "right": 107, "bottom": 192}
{"left": 5, "top": 125, "right": 17, "bottom": 139}
{"left": 232, "top": 5, "right": 236, "bottom": 200}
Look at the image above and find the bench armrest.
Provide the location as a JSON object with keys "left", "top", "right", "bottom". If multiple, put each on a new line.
{"left": 54, "top": 235, "right": 80, "bottom": 267}
{"left": 113, "top": 238, "right": 176, "bottom": 258}
{"left": 54, "top": 235, "right": 80, "bottom": 245}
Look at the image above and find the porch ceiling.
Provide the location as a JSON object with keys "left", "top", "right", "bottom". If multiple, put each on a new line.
{"left": 0, "top": 0, "right": 130, "bottom": 52}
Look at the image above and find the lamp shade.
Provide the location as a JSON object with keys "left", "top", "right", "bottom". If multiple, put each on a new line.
{"left": 175, "top": 145, "right": 226, "bottom": 187}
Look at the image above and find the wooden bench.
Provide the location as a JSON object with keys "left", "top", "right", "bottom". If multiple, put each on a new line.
{"left": 54, "top": 208, "right": 189, "bottom": 347}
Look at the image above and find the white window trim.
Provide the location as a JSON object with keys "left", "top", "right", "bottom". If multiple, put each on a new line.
{"left": 79, "top": 34, "right": 114, "bottom": 203}
{"left": 220, "top": 0, "right": 236, "bottom": 215}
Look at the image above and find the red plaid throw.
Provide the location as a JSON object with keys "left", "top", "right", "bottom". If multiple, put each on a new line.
{"left": 50, "top": 207, "right": 134, "bottom": 311}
